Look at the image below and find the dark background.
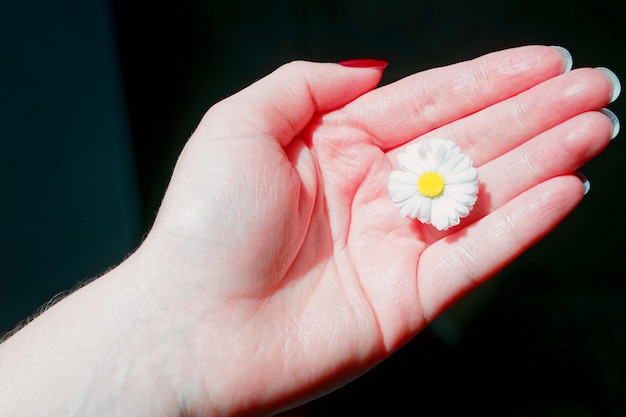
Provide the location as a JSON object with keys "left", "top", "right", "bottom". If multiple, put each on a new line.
{"left": 1, "top": 0, "right": 625, "bottom": 415}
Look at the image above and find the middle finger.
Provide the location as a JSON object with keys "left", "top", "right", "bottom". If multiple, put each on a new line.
{"left": 387, "top": 67, "right": 616, "bottom": 168}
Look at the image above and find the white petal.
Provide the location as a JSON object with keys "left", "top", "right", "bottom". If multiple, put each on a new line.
{"left": 430, "top": 198, "right": 455, "bottom": 230}
{"left": 399, "top": 200, "right": 414, "bottom": 217}
{"left": 400, "top": 195, "right": 423, "bottom": 218}
{"left": 438, "top": 151, "right": 464, "bottom": 176}
{"left": 446, "top": 183, "right": 479, "bottom": 202}
{"left": 389, "top": 171, "right": 420, "bottom": 205}
{"left": 393, "top": 190, "right": 418, "bottom": 206}
{"left": 449, "top": 196, "right": 472, "bottom": 217}
{"left": 412, "top": 197, "right": 431, "bottom": 222}
{"left": 398, "top": 152, "right": 423, "bottom": 175}
{"left": 389, "top": 138, "right": 478, "bottom": 230}
{"left": 389, "top": 170, "right": 418, "bottom": 185}
{"left": 446, "top": 166, "right": 477, "bottom": 184}
{"left": 445, "top": 191, "right": 477, "bottom": 214}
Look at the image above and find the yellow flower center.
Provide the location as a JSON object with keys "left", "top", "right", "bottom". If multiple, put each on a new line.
{"left": 417, "top": 171, "right": 445, "bottom": 198}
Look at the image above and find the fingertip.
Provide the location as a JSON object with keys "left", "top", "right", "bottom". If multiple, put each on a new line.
{"left": 201, "top": 59, "right": 386, "bottom": 146}
{"left": 598, "top": 108, "right": 620, "bottom": 140}
{"left": 575, "top": 172, "right": 591, "bottom": 196}
{"left": 550, "top": 45, "right": 573, "bottom": 73}
{"left": 595, "top": 67, "right": 621, "bottom": 103}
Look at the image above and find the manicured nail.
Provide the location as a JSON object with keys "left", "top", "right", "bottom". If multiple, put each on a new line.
{"left": 575, "top": 172, "right": 591, "bottom": 195}
{"left": 599, "top": 108, "right": 620, "bottom": 140}
{"left": 550, "top": 45, "right": 573, "bottom": 73}
{"left": 338, "top": 58, "right": 389, "bottom": 69}
{"left": 595, "top": 67, "right": 621, "bottom": 103}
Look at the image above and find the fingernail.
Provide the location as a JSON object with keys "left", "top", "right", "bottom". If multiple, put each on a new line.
{"left": 595, "top": 67, "right": 621, "bottom": 103}
{"left": 550, "top": 46, "right": 573, "bottom": 73}
{"left": 575, "top": 172, "right": 591, "bottom": 195}
{"left": 599, "top": 108, "right": 620, "bottom": 140}
{"left": 338, "top": 58, "right": 389, "bottom": 69}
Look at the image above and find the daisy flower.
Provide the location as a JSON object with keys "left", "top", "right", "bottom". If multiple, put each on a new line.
{"left": 388, "top": 138, "right": 479, "bottom": 231}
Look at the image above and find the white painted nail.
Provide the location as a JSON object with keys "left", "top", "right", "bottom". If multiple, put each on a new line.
{"left": 550, "top": 46, "right": 573, "bottom": 73}
{"left": 575, "top": 172, "right": 591, "bottom": 195}
{"left": 599, "top": 108, "right": 620, "bottom": 140}
{"left": 596, "top": 67, "right": 621, "bottom": 103}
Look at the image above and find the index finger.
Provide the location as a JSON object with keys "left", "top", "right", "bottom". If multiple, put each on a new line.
{"left": 342, "top": 45, "right": 571, "bottom": 150}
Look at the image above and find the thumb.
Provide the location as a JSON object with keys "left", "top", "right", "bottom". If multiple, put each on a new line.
{"left": 197, "top": 59, "right": 388, "bottom": 146}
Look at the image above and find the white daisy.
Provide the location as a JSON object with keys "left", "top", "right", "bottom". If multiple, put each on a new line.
{"left": 388, "top": 138, "right": 479, "bottom": 231}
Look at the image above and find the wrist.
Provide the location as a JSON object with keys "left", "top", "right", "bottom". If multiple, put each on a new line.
{"left": 0, "top": 257, "right": 181, "bottom": 417}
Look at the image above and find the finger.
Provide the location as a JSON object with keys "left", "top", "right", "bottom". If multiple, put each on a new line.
{"left": 413, "top": 109, "right": 615, "bottom": 243}
{"left": 196, "top": 60, "right": 386, "bottom": 146}
{"left": 342, "top": 45, "right": 571, "bottom": 150}
{"left": 417, "top": 175, "right": 586, "bottom": 321}
{"left": 467, "top": 110, "right": 615, "bottom": 223}
{"left": 406, "top": 67, "right": 618, "bottom": 166}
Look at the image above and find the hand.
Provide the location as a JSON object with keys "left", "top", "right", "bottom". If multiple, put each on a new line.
{"left": 138, "top": 45, "right": 617, "bottom": 414}
{"left": 0, "top": 45, "right": 618, "bottom": 417}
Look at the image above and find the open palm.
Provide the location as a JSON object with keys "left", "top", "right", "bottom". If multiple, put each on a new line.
{"left": 136, "top": 46, "right": 617, "bottom": 415}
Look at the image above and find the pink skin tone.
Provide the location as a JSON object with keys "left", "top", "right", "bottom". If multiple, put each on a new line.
{"left": 0, "top": 45, "right": 618, "bottom": 417}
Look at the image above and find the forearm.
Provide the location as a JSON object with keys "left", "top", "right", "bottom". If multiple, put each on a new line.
{"left": 0, "top": 260, "right": 180, "bottom": 417}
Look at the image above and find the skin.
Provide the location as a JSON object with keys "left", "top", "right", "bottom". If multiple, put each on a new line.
{"left": 0, "top": 45, "right": 618, "bottom": 417}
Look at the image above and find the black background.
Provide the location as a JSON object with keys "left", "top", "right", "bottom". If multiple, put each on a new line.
{"left": 2, "top": 0, "right": 625, "bottom": 415}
